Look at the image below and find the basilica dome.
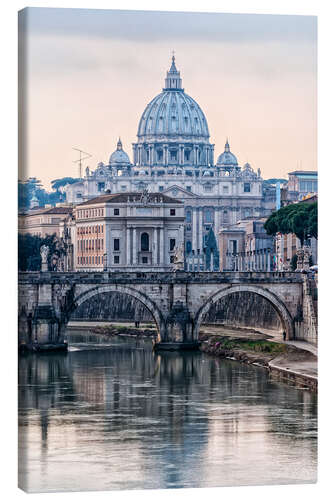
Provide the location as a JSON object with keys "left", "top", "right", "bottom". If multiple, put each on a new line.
{"left": 137, "top": 56, "right": 210, "bottom": 141}
{"left": 109, "top": 138, "right": 131, "bottom": 166}
{"left": 216, "top": 140, "right": 238, "bottom": 166}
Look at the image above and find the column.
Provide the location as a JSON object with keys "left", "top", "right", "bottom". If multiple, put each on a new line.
{"left": 163, "top": 144, "right": 168, "bottom": 166}
{"left": 179, "top": 144, "right": 183, "bottom": 165}
{"left": 138, "top": 145, "right": 142, "bottom": 166}
{"left": 198, "top": 208, "right": 203, "bottom": 252}
{"left": 133, "top": 228, "right": 137, "bottom": 264}
{"left": 159, "top": 227, "right": 164, "bottom": 266}
{"left": 126, "top": 227, "right": 131, "bottom": 266}
{"left": 192, "top": 209, "right": 197, "bottom": 253}
{"left": 153, "top": 227, "right": 158, "bottom": 266}
{"left": 214, "top": 208, "right": 219, "bottom": 234}
{"left": 149, "top": 144, "right": 154, "bottom": 166}
{"left": 267, "top": 249, "right": 271, "bottom": 272}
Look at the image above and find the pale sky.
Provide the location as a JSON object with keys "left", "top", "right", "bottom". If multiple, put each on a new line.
{"left": 19, "top": 8, "right": 317, "bottom": 188}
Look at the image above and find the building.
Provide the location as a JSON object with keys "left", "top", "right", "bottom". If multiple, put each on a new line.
{"left": 65, "top": 56, "right": 275, "bottom": 262}
{"left": 18, "top": 206, "right": 73, "bottom": 237}
{"left": 219, "top": 219, "right": 273, "bottom": 271}
{"left": 74, "top": 191, "right": 184, "bottom": 271}
{"left": 281, "top": 170, "right": 318, "bottom": 205}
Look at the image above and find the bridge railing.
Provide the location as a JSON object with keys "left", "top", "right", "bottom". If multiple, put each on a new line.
{"left": 18, "top": 270, "right": 303, "bottom": 284}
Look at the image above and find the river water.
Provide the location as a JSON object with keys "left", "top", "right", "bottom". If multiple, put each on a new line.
{"left": 18, "top": 329, "right": 317, "bottom": 493}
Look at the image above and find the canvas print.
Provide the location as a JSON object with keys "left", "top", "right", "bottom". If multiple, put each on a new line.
{"left": 18, "top": 7, "right": 318, "bottom": 493}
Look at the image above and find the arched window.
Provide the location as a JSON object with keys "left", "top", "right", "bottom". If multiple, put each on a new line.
{"left": 141, "top": 232, "right": 149, "bottom": 252}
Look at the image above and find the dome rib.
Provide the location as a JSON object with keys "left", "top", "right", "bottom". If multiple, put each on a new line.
{"left": 137, "top": 90, "right": 210, "bottom": 139}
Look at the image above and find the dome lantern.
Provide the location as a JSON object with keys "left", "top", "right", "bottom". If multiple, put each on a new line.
{"left": 164, "top": 54, "right": 183, "bottom": 91}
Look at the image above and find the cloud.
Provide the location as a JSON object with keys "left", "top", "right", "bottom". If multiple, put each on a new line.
{"left": 24, "top": 7, "right": 317, "bottom": 44}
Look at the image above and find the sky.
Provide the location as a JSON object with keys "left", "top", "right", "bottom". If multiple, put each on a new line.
{"left": 19, "top": 7, "right": 317, "bottom": 188}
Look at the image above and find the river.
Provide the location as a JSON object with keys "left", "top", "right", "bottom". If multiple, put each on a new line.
{"left": 18, "top": 329, "right": 317, "bottom": 493}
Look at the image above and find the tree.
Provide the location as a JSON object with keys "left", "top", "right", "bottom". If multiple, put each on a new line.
{"left": 264, "top": 202, "right": 317, "bottom": 246}
{"left": 51, "top": 177, "right": 80, "bottom": 192}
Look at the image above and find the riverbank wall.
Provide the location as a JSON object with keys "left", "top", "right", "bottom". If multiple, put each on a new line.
{"left": 200, "top": 338, "right": 317, "bottom": 392}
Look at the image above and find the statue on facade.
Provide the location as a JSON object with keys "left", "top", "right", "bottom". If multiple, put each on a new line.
{"left": 40, "top": 245, "right": 49, "bottom": 272}
{"left": 140, "top": 188, "right": 151, "bottom": 206}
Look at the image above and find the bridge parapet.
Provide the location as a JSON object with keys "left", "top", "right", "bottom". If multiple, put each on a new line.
{"left": 18, "top": 271, "right": 303, "bottom": 285}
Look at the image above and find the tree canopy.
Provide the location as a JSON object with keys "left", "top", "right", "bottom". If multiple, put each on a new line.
{"left": 18, "top": 233, "right": 63, "bottom": 271}
{"left": 51, "top": 177, "right": 80, "bottom": 191}
{"left": 264, "top": 201, "right": 317, "bottom": 246}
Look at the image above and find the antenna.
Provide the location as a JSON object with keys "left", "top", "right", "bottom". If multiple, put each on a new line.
{"left": 72, "top": 148, "right": 92, "bottom": 178}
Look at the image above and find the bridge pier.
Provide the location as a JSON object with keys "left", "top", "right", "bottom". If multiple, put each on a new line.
{"left": 155, "top": 299, "right": 199, "bottom": 351}
{"left": 19, "top": 284, "right": 67, "bottom": 352}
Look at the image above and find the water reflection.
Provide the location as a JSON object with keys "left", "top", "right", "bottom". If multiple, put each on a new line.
{"left": 18, "top": 331, "right": 317, "bottom": 493}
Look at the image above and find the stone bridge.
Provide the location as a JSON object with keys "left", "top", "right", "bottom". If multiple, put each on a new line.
{"left": 18, "top": 271, "right": 316, "bottom": 350}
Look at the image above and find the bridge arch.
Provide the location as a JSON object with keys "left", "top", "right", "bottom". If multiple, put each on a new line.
{"left": 193, "top": 284, "right": 294, "bottom": 340}
{"left": 66, "top": 284, "right": 165, "bottom": 342}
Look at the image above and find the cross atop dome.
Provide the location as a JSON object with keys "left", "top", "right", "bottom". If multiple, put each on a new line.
{"left": 164, "top": 53, "right": 183, "bottom": 91}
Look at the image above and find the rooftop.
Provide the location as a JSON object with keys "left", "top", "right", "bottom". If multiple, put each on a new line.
{"left": 288, "top": 170, "right": 318, "bottom": 176}
{"left": 76, "top": 192, "right": 183, "bottom": 206}
{"left": 21, "top": 206, "right": 73, "bottom": 216}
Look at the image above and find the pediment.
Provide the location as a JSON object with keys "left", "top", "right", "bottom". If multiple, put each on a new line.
{"left": 163, "top": 185, "right": 199, "bottom": 199}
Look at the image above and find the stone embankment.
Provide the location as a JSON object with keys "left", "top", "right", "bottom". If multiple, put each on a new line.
{"left": 200, "top": 330, "right": 317, "bottom": 392}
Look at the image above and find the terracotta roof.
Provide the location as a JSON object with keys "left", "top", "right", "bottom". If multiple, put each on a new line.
{"left": 77, "top": 192, "right": 183, "bottom": 206}
{"left": 25, "top": 206, "right": 73, "bottom": 215}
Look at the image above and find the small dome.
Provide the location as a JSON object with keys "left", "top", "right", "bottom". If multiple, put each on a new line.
{"left": 109, "top": 138, "right": 131, "bottom": 166}
{"left": 203, "top": 170, "right": 210, "bottom": 176}
{"left": 217, "top": 140, "right": 238, "bottom": 166}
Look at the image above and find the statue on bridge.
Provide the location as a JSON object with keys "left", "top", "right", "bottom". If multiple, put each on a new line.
{"left": 172, "top": 243, "right": 185, "bottom": 271}
{"left": 40, "top": 245, "right": 49, "bottom": 272}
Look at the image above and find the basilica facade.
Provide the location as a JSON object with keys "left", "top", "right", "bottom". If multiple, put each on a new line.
{"left": 65, "top": 56, "right": 274, "bottom": 266}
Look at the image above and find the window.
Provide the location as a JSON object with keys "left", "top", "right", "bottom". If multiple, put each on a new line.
{"left": 114, "top": 208, "right": 120, "bottom": 216}
{"left": 98, "top": 182, "right": 105, "bottom": 192}
{"left": 204, "top": 208, "right": 213, "bottom": 223}
{"left": 186, "top": 210, "right": 192, "bottom": 223}
{"left": 76, "top": 193, "right": 82, "bottom": 199}
{"left": 204, "top": 184, "right": 213, "bottom": 192}
{"left": 170, "top": 255, "right": 175, "bottom": 263}
{"left": 229, "top": 240, "right": 237, "bottom": 254}
{"left": 159, "top": 186, "right": 164, "bottom": 192}
{"left": 170, "top": 209, "right": 176, "bottom": 216}
{"left": 121, "top": 185, "right": 127, "bottom": 192}
{"left": 170, "top": 150, "right": 177, "bottom": 161}
{"left": 142, "top": 256, "right": 148, "bottom": 264}
{"left": 186, "top": 241, "right": 192, "bottom": 254}
{"left": 186, "top": 186, "right": 192, "bottom": 192}
{"left": 141, "top": 232, "right": 149, "bottom": 251}
{"left": 157, "top": 150, "right": 163, "bottom": 161}
{"left": 114, "top": 238, "right": 120, "bottom": 251}
{"left": 114, "top": 255, "right": 120, "bottom": 264}
{"left": 223, "top": 185, "right": 229, "bottom": 193}
{"left": 185, "top": 150, "right": 191, "bottom": 161}
{"left": 244, "top": 183, "right": 251, "bottom": 193}
{"left": 169, "top": 238, "right": 176, "bottom": 251}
